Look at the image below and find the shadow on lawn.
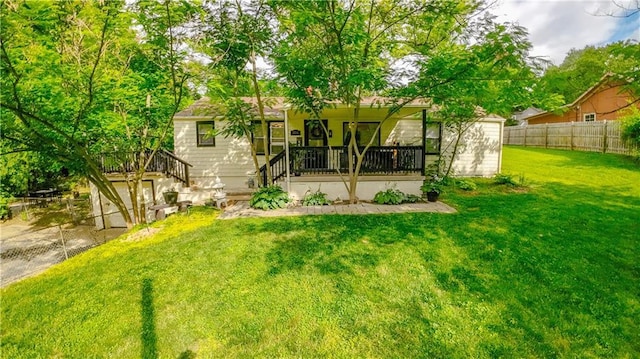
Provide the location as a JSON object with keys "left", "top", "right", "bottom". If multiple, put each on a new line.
{"left": 234, "top": 181, "right": 640, "bottom": 356}
{"left": 141, "top": 278, "right": 158, "bottom": 359}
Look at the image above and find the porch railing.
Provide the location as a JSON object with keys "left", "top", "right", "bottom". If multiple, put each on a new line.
{"left": 290, "top": 146, "right": 423, "bottom": 175}
{"left": 99, "top": 149, "right": 192, "bottom": 185}
{"left": 259, "top": 150, "right": 288, "bottom": 187}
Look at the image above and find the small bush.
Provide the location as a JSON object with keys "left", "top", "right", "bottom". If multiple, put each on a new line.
{"left": 373, "top": 189, "right": 405, "bottom": 205}
{"left": 493, "top": 173, "right": 518, "bottom": 186}
{"left": 403, "top": 194, "right": 421, "bottom": 203}
{"left": 456, "top": 179, "right": 477, "bottom": 191}
{"left": 0, "top": 196, "right": 12, "bottom": 220}
{"left": 420, "top": 180, "right": 443, "bottom": 194}
{"left": 249, "top": 185, "right": 290, "bottom": 210}
{"left": 302, "top": 190, "right": 331, "bottom": 206}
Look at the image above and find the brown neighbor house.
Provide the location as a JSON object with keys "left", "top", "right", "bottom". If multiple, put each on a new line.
{"left": 526, "top": 75, "right": 640, "bottom": 125}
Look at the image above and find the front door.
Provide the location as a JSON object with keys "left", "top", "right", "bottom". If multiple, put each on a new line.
{"left": 304, "top": 120, "right": 328, "bottom": 170}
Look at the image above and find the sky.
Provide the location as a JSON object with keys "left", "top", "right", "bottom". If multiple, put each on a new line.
{"left": 490, "top": 0, "right": 640, "bottom": 65}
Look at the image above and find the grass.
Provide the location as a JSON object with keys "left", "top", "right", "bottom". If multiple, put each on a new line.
{"left": 1, "top": 146, "right": 639, "bottom": 358}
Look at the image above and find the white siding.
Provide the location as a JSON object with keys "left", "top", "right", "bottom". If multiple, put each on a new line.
{"left": 442, "top": 119, "right": 503, "bottom": 177}
{"left": 174, "top": 119, "right": 256, "bottom": 189}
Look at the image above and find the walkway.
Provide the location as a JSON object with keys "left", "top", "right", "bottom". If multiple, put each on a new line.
{"left": 218, "top": 201, "right": 456, "bottom": 219}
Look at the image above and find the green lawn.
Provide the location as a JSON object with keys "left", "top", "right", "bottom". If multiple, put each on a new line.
{"left": 2, "top": 147, "right": 639, "bottom": 358}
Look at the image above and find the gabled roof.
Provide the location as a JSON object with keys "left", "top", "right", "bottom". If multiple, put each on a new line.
{"left": 174, "top": 96, "right": 433, "bottom": 119}
{"left": 524, "top": 74, "right": 627, "bottom": 122}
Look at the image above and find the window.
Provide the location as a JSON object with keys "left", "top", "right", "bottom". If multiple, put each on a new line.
{"left": 196, "top": 121, "right": 215, "bottom": 147}
{"left": 584, "top": 113, "right": 596, "bottom": 122}
{"left": 270, "top": 122, "right": 285, "bottom": 154}
{"left": 342, "top": 122, "right": 380, "bottom": 146}
{"left": 425, "top": 122, "right": 441, "bottom": 155}
{"left": 252, "top": 121, "right": 285, "bottom": 155}
{"left": 253, "top": 123, "right": 266, "bottom": 154}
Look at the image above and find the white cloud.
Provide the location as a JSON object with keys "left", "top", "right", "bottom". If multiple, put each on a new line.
{"left": 490, "top": 0, "right": 639, "bottom": 65}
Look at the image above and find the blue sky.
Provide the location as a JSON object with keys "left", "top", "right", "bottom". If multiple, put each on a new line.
{"left": 492, "top": 0, "right": 640, "bottom": 65}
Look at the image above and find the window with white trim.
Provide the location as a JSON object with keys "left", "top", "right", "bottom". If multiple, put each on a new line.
{"left": 252, "top": 121, "right": 284, "bottom": 155}
{"left": 584, "top": 113, "right": 596, "bottom": 122}
{"left": 425, "top": 122, "right": 442, "bottom": 154}
{"left": 196, "top": 121, "right": 215, "bottom": 147}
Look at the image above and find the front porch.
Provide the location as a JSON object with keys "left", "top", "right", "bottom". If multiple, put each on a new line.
{"left": 260, "top": 145, "right": 425, "bottom": 186}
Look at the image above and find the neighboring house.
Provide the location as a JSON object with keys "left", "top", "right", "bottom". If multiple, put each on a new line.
{"left": 526, "top": 76, "right": 639, "bottom": 125}
{"left": 91, "top": 97, "right": 505, "bottom": 228}
{"left": 511, "top": 107, "right": 544, "bottom": 126}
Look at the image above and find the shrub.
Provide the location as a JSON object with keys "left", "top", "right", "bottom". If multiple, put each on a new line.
{"left": 0, "top": 196, "right": 11, "bottom": 220}
{"left": 456, "top": 179, "right": 477, "bottom": 191}
{"left": 403, "top": 194, "right": 421, "bottom": 203}
{"left": 493, "top": 173, "right": 518, "bottom": 186}
{"left": 302, "top": 190, "right": 331, "bottom": 206}
{"left": 249, "top": 185, "right": 290, "bottom": 210}
{"left": 420, "top": 180, "right": 443, "bottom": 194}
{"left": 373, "top": 189, "right": 405, "bottom": 205}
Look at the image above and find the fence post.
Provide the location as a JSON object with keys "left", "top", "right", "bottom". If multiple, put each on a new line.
{"left": 602, "top": 120, "right": 608, "bottom": 154}
{"left": 545, "top": 123, "right": 549, "bottom": 149}
{"left": 570, "top": 122, "right": 574, "bottom": 150}
{"left": 523, "top": 126, "right": 527, "bottom": 147}
{"left": 58, "top": 225, "right": 69, "bottom": 260}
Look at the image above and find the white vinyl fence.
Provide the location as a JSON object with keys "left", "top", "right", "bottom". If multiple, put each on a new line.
{"left": 503, "top": 121, "right": 635, "bottom": 155}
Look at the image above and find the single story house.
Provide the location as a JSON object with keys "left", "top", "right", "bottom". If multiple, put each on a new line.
{"left": 91, "top": 97, "right": 505, "bottom": 228}
{"left": 526, "top": 76, "right": 639, "bottom": 125}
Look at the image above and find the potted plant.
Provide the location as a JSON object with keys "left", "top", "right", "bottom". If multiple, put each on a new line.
{"left": 420, "top": 180, "right": 443, "bottom": 202}
{"left": 163, "top": 187, "right": 178, "bottom": 205}
{"left": 292, "top": 148, "right": 306, "bottom": 176}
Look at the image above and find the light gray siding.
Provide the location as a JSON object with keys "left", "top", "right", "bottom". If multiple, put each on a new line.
{"left": 174, "top": 119, "right": 256, "bottom": 188}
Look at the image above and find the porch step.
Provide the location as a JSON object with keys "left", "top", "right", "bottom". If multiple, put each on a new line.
{"left": 225, "top": 189, "right": 256, "bottom": 201}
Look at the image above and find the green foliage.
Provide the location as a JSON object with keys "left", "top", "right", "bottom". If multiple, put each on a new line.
{"left": 540, "top": 41, "right": 640, "bottom": 106}
{"left": 620, "top": 107, "right": 640, "bottom": 146}
{"left": 403, "top": 194, "right": 421, "bottom": 203}
{"left": 0, "top": 196, "right": 12, "bottom": 220}
{"left": 372, "top": 189, "right": 421, "bottom": 204}
{"left": 373, "top": 189, "right": 405, "bottom": 205}
{"left": 420, "top": 180, "right": 444, "bottom": 194}
{"left": 249, "top": 185, "right": 290, "bottom": 210}
{"left": 302, "top": 190, "right": 331, "bottom": 206}
{"left": 493, "top": 173, "right": 525, "bottom": 187}
{"left": 456, "top": 179, "right": 477, "bottom": 191}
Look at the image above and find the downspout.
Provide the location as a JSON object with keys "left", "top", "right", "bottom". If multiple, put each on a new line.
{"left": 284, "top": 109, "right": 291, "bottom": 193}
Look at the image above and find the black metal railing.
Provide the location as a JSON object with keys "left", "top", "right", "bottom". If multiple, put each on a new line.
{"left": 259, "top": 150, "right": 288, "bottom": 186}
{"left": 290, "top": 146, "right": 423, "bottom": 175}
{"left": 99, "top": 149, "right": 192, "bottom": 185}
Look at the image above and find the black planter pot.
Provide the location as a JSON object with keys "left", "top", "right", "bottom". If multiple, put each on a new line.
{"left": 163, "top": 191, "right": 178, "bottom": 205}
{"left": 426, "top": 191, "right": 439, "bottom": 202}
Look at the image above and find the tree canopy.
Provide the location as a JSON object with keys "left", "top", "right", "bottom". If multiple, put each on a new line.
{"left": 539, "top": 41, "right": 640, "bottom": 105}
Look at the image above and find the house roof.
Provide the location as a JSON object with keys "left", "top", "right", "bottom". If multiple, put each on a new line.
{"left": 174, "top": 96, "right": 434, "bottom": 119}
{"left": 524, "top": 74, "right": 628, "bottom": 122}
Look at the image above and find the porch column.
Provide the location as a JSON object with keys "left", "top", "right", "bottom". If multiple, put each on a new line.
{"left": 284, "top": 109, "right": 291, "bottom": 193}
{"left": 422, "top": 109, "right": 427, "bottom": 176}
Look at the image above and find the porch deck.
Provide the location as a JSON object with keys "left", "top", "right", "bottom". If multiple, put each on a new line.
{"left": 261, "top": 145, "right": 425, "bottom": 186}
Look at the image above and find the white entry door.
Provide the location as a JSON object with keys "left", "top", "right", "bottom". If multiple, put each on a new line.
{"left": 102, "top": 181, "right": 154, "bottom": 228}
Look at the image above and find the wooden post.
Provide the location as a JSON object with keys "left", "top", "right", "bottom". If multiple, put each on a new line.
{"left": 602, "top": 120, "right": 608, "bottom": 154}
{"left": 58, "top": 225, "right": 69, "bottom": 260}
{"left": 545, "top": 123, "right": 549, "bottom": 149}
{"left": 523, "top": 126, "right": 527, "bottom": 147}
{"left": 570, "top": 122, "right": 574, "bottom": 150}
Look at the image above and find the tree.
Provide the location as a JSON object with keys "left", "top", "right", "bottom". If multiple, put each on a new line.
{"left": 540, "top": 41, "right": 640, "bottom": 105}
{"left": 271, "top": 0, "right": 543, "bottom": 202}
{"left": 1, "top": 0, "right": 193, "bottom": 228}
{"left": 1, "top": 0, "right": 135, "bottom": 224}
{"left": 198, "top": 0, "right": 278, "bottom": 185}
